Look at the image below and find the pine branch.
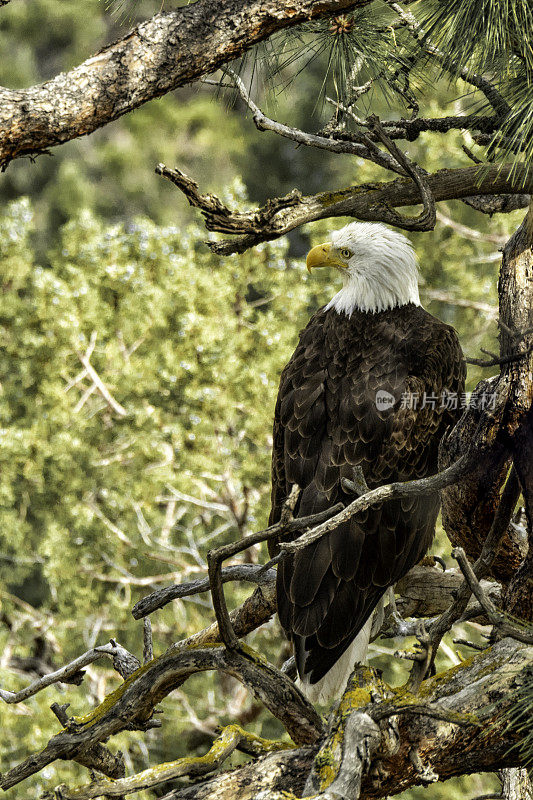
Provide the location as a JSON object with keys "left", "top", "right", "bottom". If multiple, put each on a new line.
{"left": 382, "top": 0, "right": 510, "bottom": 118}
{"left": 0, "top": 0, "right": 373, "bottom": 169}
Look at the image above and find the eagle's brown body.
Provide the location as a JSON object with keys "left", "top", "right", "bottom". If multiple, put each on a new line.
{"left": 268, "top": 302, "right": 465, "bottom": 685}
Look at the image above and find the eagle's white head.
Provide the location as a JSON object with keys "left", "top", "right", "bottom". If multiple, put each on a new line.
{"left": 306, "top": 221, "right": 421, "bottom": 315}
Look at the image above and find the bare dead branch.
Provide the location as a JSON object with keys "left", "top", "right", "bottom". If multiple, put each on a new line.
{"left": 142, "top": 619, "right": 153, "bottom": 664}
{"left": 132, "top": 563, "right": 276, "bottom": 619}
{"left": 408, "top": 465, "right": 522, "bottom": 686}
{"left": 171, "top": 581, "right": 277, "bottom": 652}
{"left": 326, "top": 99, "right": 500, "bottom": 142}
{"left": 0, "top": 645, "right": 322, "bottom": 792}
{"left": 158, "top": 162, "right": 533, "bottom": 255}
{"left": 281, "top": 454, "right": 471, "bottom": 555}
{"left": 453, "top": 547, "right": 533, "bottom": 644}
{"left": 50, "top": 707, "right": 127, "bottom": 784}
{"left": 207, "top": 487, "right": 299, "bottom": 649}
{"left": 109, "top": 639, "right": 141, "bottom": 678}
{"left": 225, "top": 69, "right": 403, "bottom": 176}
{"left": 0, "top": 642, "right": 126, "bottom": 704}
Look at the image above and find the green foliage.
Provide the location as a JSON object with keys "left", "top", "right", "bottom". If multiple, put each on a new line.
{"left": 254, "top": 5, "right": 410, "bottom": 107}
{"left": 0, "top": 193, "right": 310, "bottom": 794}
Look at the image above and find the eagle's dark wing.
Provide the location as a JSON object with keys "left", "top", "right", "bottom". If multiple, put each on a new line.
{"left": 269, "top": 303, "right": 465, "bottom": 684}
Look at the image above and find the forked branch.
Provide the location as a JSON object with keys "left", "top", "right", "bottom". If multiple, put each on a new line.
{"left": 158, "top": 163, "right": 533, "bottom": 255}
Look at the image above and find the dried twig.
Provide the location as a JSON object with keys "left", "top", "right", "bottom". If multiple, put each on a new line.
{"left": 0, "top": 641, "right": 135, "bottom": 704}
{"left": 453, "top": 547, "right": 533, "bottom": 645}
{"left": 366, "top": 114, "right": 436, "bottom": 230}
{"left": 466, "top": 344, "right": 533, "bottom": 368}
{"left": 207, "top": 487, "right": 301, "bottom": 649}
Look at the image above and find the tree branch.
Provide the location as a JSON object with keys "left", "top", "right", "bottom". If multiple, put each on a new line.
{"left": 453, "top": 547, "right": 533, "bottom": 644}
{"left": 280, "top": 455, "right": 471, "bottom": 555}
{"left": 0, "top": 645, "right": 322, "bottom": 792}
{"left": 157, "top": 163, "right": 533, "bottom": 255}
{"left": 0, "top": 0, "right": 372, "bottom": 169}
{"left": 0, "top": 642, "right": 128, "bottom": 704}
{"left": 226, "top": 68, "right": 406, "bottom": 176}
{"left": 408, "top": 464, "right": 523, "bottom": 686}
{"left": 156, "top": 638, "right": 533, "bottom": 800}
{"left": 132, "top": 564, "right": 276, "bottom": 619}
{"left": 53, "top": 724, "right": 290, "bottom": 800}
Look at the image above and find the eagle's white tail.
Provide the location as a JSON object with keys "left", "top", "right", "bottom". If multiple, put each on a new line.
{"left": 296, "top": 615, "right": 373, "bottom": 706}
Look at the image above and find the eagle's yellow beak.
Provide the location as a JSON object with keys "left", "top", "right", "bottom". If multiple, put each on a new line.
{"left": 306, "top": 242, "right": 347, "bottom": 272}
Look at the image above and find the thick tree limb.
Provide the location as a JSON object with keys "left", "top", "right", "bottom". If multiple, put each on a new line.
{"left": 0, "top": 0, "right": 372, "bottom": 169}
{"left": 0, "top": 645, "right": 322, "bottom": 792}
{"left": 157, "top": 638, "right": 532, "bottom": 800}
{"left": 392, "top": 564, "right": 501, "bottom": 622}
{"left": 462, "top": 193, "right": 531, "bottom": 215}
{"left": 500, "top": 768, "right": 533, "bottom": 800}
{"left": 157, "top": 163, "right": 533, "bottom": 255}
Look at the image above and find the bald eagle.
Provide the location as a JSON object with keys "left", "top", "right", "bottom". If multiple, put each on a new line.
{"left": 268, "top": 222, "right": 465, "bottom": 704}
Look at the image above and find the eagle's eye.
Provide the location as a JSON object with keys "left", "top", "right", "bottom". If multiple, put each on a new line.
{"left": 340, "top": 248, "right": 353, "bottom": 260}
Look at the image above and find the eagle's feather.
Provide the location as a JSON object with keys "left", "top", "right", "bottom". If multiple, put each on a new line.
{"left": 269, "top": 301, "right": 465, "bottom": 689}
